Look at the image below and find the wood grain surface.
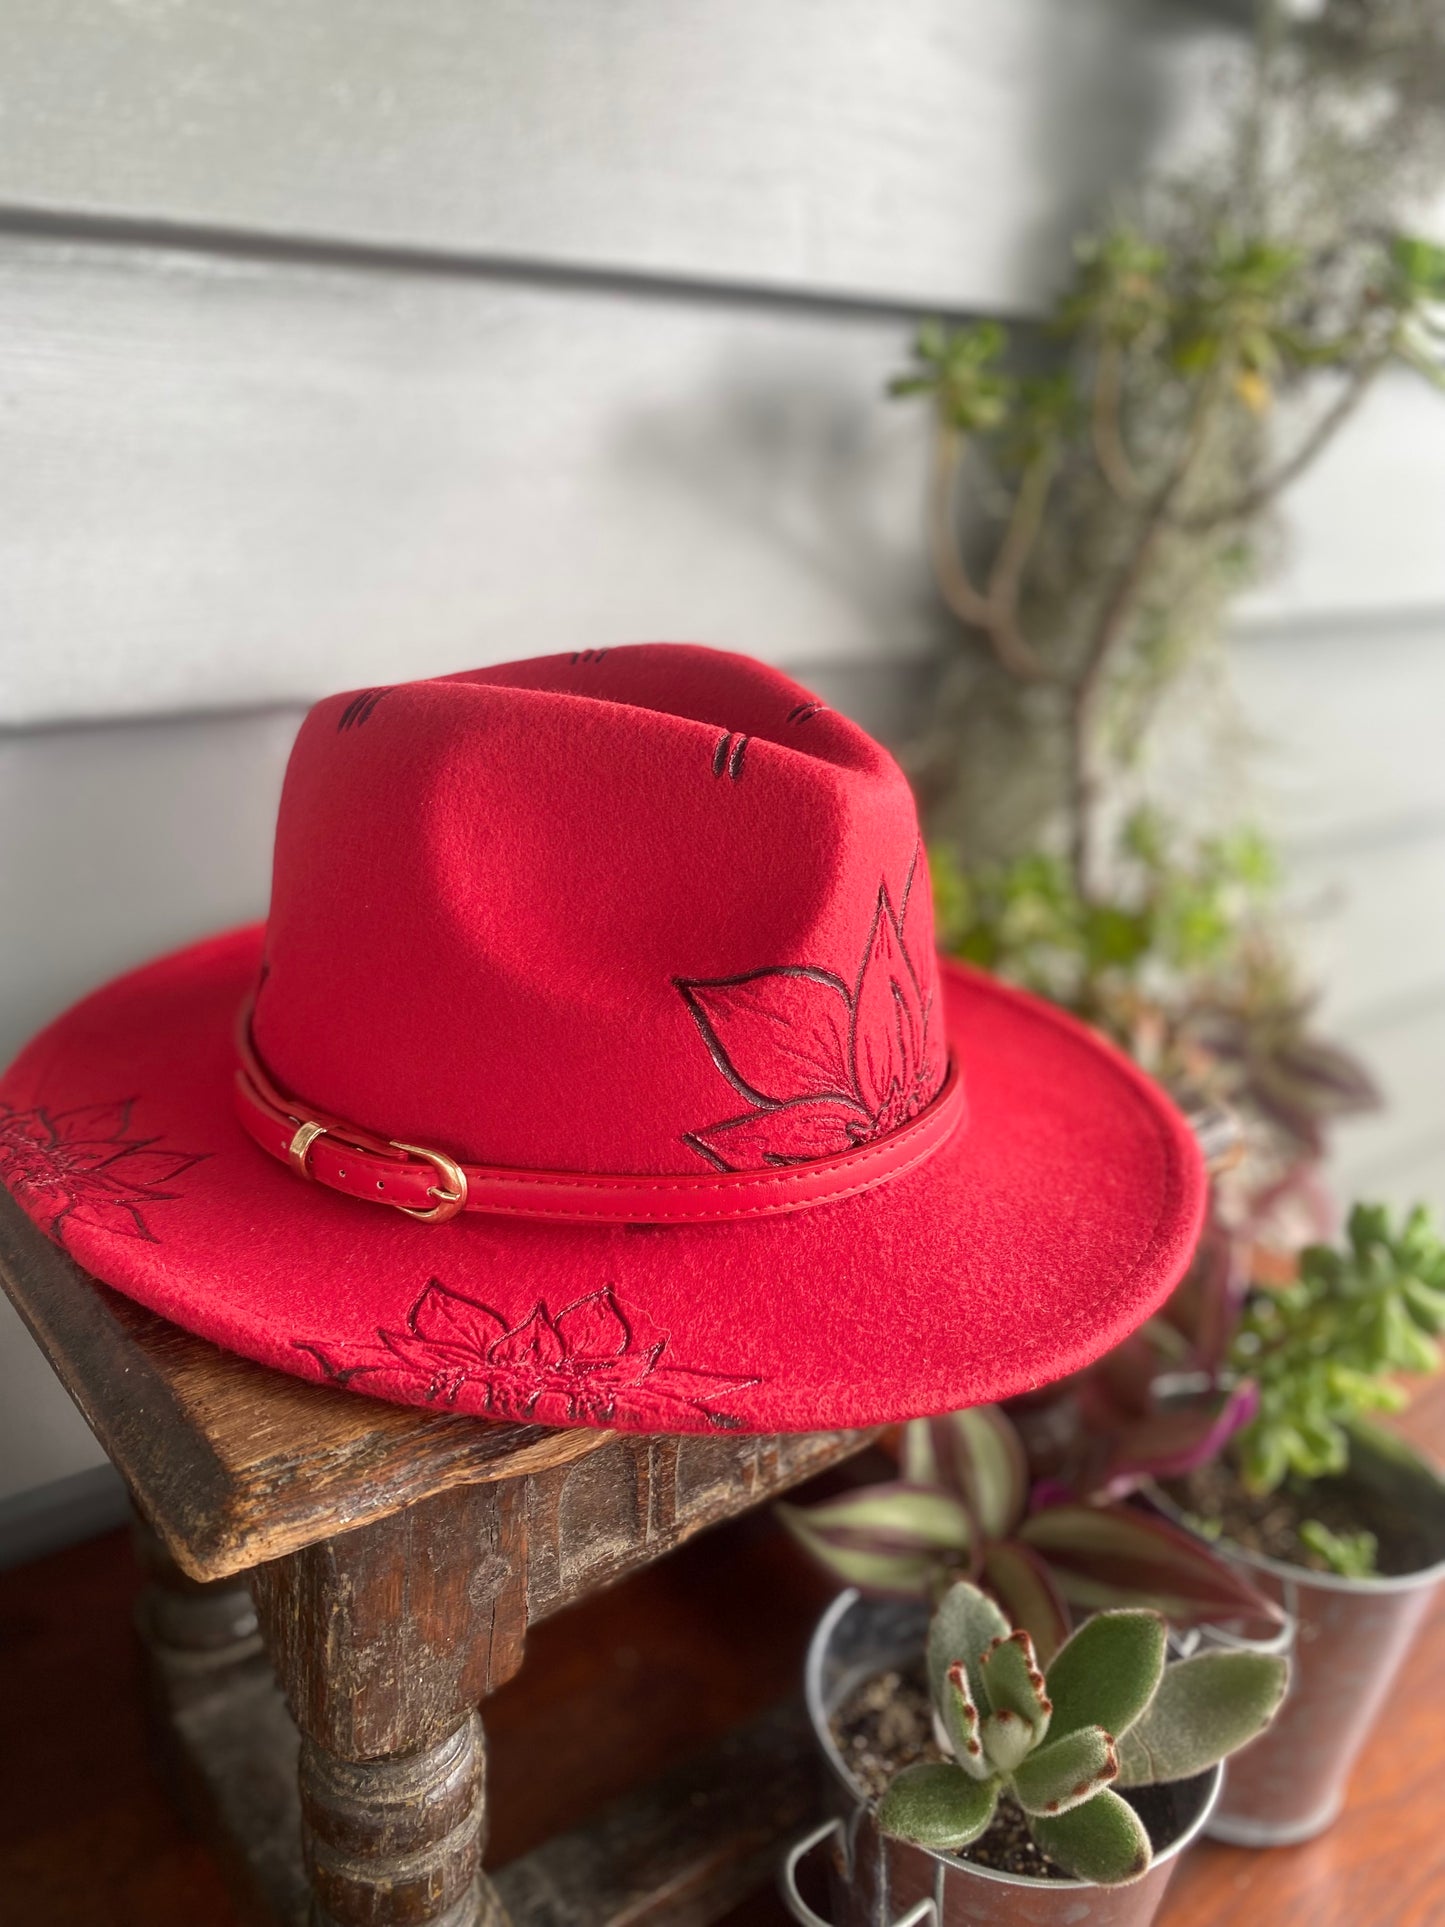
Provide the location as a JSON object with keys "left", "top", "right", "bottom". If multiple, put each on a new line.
{"left": 0, "top": 1187, "right": 870, "bottom": 1584}
{"left": 0, "top": 1184, "right": 611, "bottom": 1578}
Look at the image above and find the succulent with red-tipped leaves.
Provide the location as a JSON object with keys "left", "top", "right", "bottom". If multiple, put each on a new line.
{"left": 777, "top": 1404, "right": 1277, "bottom": 1658}
{"left": 877, "top": 1581, "right": 1287, "bottom": 1884}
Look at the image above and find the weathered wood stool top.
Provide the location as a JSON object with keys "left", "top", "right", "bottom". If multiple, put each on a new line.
{"left": 0, "top": 1188, "right": 871, "bottom": 1924}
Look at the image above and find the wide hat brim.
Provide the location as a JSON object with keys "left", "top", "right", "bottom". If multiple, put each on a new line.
{"left": 0, "top": 926, "right": 1205, "bottom": 1434}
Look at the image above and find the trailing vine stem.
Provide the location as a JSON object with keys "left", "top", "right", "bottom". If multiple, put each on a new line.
{"left": 1066, "top": 363, "right": 1229, "bottom": 901}
{"left": 927, "top": 326, "right": 1400, "bottom": 903}
{"left": 1091, "top": 337, "right": 1140, "bottom": 503}
{"left": 1172, "top": 353, "right": 1387, "bottom": 533}
{"left": 904, "top": 0, "right": 1445, "bottom": 912}
{"left": 927, "top": 420, "right": 1055, "bottom": 685}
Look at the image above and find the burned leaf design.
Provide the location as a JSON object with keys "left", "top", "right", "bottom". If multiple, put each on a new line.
{"left": 676, "top": 847, "right": 941, "bottom": 1170}
{"left": 296, "top": 1279, "right": 760, "bottom": 1429}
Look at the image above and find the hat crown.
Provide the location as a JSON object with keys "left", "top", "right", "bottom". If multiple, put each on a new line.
{"left": 254, "top": 645, "right": 945, "bottom": 1176}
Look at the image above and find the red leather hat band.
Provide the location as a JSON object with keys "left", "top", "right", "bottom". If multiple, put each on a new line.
{"left": 233, "top": 1005, "right": 966, "bottom": 1226}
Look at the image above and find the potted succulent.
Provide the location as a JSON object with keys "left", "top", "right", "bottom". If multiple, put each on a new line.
{"left": 781, "top": 1200, "right": 1445, "bottom": 1849}
{"left": 782, "top": 1579, "right": 1285, "bottom": 1925}
{"left": 1075, "top": 1201, "right": 1445, "bottom": 1844}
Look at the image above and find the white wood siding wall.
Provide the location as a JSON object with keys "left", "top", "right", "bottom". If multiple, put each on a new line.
{"left": 1, "top": 0, "right": 1442, "bottom": 1520}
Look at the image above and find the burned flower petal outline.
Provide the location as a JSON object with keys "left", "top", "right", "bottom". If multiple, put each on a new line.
{"left": 294, "top": 1278, "right": 761, "bottom": 1430}
{"left": 675, "top": 845, "right": 941, "bottom": 1171}
{"left": 0, "top": 1097, "right": 209, "bottom": 1244}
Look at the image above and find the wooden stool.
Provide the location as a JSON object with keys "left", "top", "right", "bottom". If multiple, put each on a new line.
{"left": 0, "top": 1189, "right": 870, "bottom": 1926}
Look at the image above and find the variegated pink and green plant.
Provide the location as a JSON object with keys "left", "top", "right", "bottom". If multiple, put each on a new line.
{"left": 778, "top": 1403, "right": 1278, "bottom": 1660}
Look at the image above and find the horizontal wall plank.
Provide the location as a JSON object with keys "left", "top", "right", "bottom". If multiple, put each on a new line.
{"left": 1332, "top": 1128, "right": 1445, "bottom": 1220}
{"left": 1231, "top": 614, "right": 1445, "bottom": 852}
{"left": 1221, "top": 613, "right": 1445, "bottom": 1028}
{"left": 5, "top": 234, "right": 1445, "bottom": 728}
{"left": 0, "top": 235, "right": 947, "bottom": 725}
{"left": 0, "top": 1, "right": 1229, "bottom": 312}
{"left": 0, "top": 707, "right": 301, "bottom": 1063}
{"left": 1287, "top": 832, "right": 1445, "bottom": 1034}
{"left": 1327, "top": 995, "right": 1445, "bottom": 1217}
{"left": 1235, "top": 372, "right": 1445, "bottom": 629}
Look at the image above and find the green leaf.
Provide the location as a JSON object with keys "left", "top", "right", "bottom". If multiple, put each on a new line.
{"left": 1017, "top": 1504, "right": 1278, "bottom": 1625}
{"left": 915, "top": 318, "right": 948, "bottom": 361}
{"left": 886, "top": 373, "right": 936, "bottom": 399}
{"left": 877, "top": 1762, "right": 999, "bottom": 1851}
{"left": 1391, "top": 233, "right": 1445, "bottom": 299}
{"left": 1012, "top": 1725, "right": 1120, "bottom": 1817}
{"left": 980, "top": 1542, "right": 1070, "bottom": 1665}
{"left": 979, "top": 1629, "right": 1052, "bottom": 1744}
{"left": 1403, "top": 1275, "right": 1445, "bottom": 1335}
{"left": 1028, "top": 1788, "right": 1152, "bottom": 1885}
{"left": 774, "top": 1507, "right": 940, "bottom": 1596}
{"left": 949, "top": 1407, "right": 1030, "bottom": 1538}
{"left": 939, "top": 1660, "right": 990, "bottom": 1778}
{"left": 929, "top": 1580, "right": 1010, "bottom": 1712}
{"left": 1382, "top": 1292, "right": 1439, "bottom": 1373}
{"left": 1235, "top": 1423, "right": 1292, "bottom": 1496}
{"left": 783, "top": 1485, "right": 975, "bottom": 1551}
{"left": 981, "top": 1709, "right": 1037, "bottom": 1774}
{"left": 899, "top": 1417, "right": 938, "bottom": 1486}
{"left": 900, "top": 1408, "right": 1028, "bottom": 1537}
{"left": 1115, "top": 1652, "right": 1288, "bottom": 1787}
{"left": 1044, "top": 1610, "right": 1166, "bottom": 1743}
{"left": 1299, "top": 1519, "right": 1377, "bottom": 1578}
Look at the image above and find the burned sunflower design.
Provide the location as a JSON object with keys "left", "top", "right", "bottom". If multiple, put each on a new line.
{"left": 0, "top": 1099, "right": 208, "bottom": 1244}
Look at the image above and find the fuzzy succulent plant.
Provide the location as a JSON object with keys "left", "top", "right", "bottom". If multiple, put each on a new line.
{"left": 877, "top": 1580, "right": 1287, "bottom": 1884}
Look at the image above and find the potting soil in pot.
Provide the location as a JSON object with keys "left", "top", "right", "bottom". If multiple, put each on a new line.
{"left": 829, "top": 1661, "right": 1198, "bottom": 1882}
{"left": 1170, "top": 1458, "right": 1437, "bottom": 1574}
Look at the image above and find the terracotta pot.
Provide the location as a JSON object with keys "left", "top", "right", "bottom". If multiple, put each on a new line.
{"left": 1176, "top": 1428, "right": 1445, "bottom": 1846}
{"left": 781, "top": 1591, "right": 1220, "bottom": 1927}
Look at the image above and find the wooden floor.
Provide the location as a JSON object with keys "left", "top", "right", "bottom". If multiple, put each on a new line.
{"left": 2, "top": 1402, "right": 1442, "bottom": 1927}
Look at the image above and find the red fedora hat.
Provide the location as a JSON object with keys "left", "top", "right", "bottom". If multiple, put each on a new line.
{"left": 0, "top": 646, "right": 1204, "bottom": 1434}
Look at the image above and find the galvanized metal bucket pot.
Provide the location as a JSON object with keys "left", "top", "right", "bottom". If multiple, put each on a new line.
{"left": 1184, "top": 1429, "right": 1445, "bottom": 1847}
{"left": 781, "top": 1591, "right": 1221, "bottom": 1927}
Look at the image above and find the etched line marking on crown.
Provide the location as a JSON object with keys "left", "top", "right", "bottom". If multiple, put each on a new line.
{"left": 569, "top": 648, "right": 609, "bottom": 665}
{"left": 786, "top": 701, "right": 824, "bottom": 725}
{"left": 728, "top": 735, "right": 749, "bottom": 781}
{"left": 337, "top": 688, "right": 389, "bottom": 731}
{"left": 712, "top": 731, "right": 732, "bottom": 777}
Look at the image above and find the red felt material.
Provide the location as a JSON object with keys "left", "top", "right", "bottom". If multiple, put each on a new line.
{"left": 0, "top": 645, "right": 1205, "bottom": 1434}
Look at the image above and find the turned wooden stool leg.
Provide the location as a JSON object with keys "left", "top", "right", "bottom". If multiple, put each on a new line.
{"left": 302, "top": 1712, "right": 500, "bottom": 1927}
{"left": 130, "top": 1508, "right": 272, "bottom": 1855}
{"left": 250, "top": 1480, "right": 529, "bottom": 1927}
{"left": 132, "top": 1511, "right": 262, "bottom": 1672}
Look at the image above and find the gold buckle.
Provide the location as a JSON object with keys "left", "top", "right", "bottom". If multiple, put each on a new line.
{"left": 287, "top": 1119, "right": 328, "bottom": 1180}
{"left": 391, "top": 1141, "right": 469, "bottom": 1223}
